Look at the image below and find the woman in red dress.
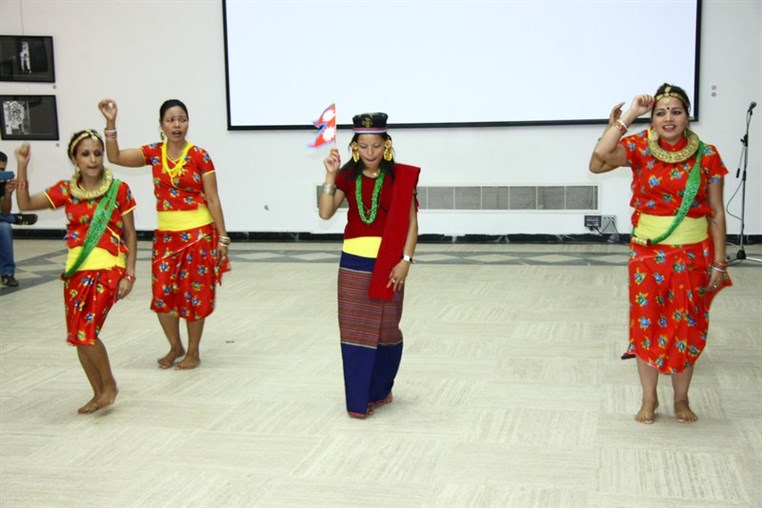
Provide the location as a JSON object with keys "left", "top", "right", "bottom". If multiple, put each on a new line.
{"left": 15, "top": 130, "right": 137, "bottom": 414}
{"left": 590, "top": 84, "right": 731, "bottom": 424}
{"left": 98, "top": 99, "right": 230, "bottom": 370}
{"left": 319, "top": 112, "right": 420, "bottom": 418}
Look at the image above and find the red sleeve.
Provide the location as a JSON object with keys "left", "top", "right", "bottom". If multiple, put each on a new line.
{"left": 44, "top": 180, "right": 70, "bottom": 209}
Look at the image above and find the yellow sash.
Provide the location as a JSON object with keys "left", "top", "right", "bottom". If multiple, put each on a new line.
{"left": 65, "top": 246, "right": 126, "bottom": 272}
{"left": 633, "top": 213, "right": 708, "bottom": 245}
{"left": 342, "top": 236, "right": 382, "bottom": 258}
{"left": 157, "top": 206, "right": 213, "bottom": 231}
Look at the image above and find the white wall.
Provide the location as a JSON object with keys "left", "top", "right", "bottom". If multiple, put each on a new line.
{"left": 1, "top": 0, "right": 760, "bottom": 237}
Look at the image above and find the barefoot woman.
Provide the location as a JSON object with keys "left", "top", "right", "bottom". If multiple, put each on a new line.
{"left": 15, "top": 131, "right": 137, "bottom": 413}
{"left": 99, "top": 99, "right": 230, "bottom": 370}
{"left": 591, "top": 84, "right": 731, "bottom": 423}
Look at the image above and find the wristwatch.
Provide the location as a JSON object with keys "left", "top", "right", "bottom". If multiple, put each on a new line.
{"left": 402, "top": 254, "right": 414, "bottom": 264}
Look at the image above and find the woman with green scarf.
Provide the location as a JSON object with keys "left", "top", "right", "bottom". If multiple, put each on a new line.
{"left": 15, "top": 130, "right": 137, "bottom": 414}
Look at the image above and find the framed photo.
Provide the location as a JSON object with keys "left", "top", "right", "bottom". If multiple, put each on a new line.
{"left": 0, "top": 95, "right": 59, "bottom": 140}
{"left": 0, "top": 35, "right": 55, "bottom": 82}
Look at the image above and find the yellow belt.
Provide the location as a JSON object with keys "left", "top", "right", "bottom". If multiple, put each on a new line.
{"left": 157, "top": 206, "right": 213, "bottom": 231}
{"left": 633, "top": 213, "right": 708, "bottom": 245}
{"left": 65, "top": 247, "right": 126, "bottom": 272}
{"left": 342, "top": 236, "right": 382, "bottom": 258}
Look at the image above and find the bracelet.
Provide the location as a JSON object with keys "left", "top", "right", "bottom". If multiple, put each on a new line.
{"left": 16, "top": 180, "right": 28, "bottom": 190}
{"left": 711, "top": 266, "right": 726, "bottom": 273}
{"left": 218, "top": 235, "right": 231, "bottom": 247}
{"left": 322, "top": 183, "right": 336, "bottom": 196}
{"left": 402, "top": 254, "right": 414, "bottom": 264}
{"left": 104, "top": 129, "right": 117, "bottom": 140}
{"left": 612, "top": 119, "right": 628, "bottom": 136}
{"left": 123, "top": 271, "right": 136, "bottom": 283}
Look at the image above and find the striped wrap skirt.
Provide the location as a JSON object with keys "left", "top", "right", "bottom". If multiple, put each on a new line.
{"left": 338, "top": 251, "right": 404, "bottom": 416}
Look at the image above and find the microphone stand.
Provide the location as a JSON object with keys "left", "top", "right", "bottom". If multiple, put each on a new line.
{"left": 728, "top": 104, "right": 761, "bottom": 264}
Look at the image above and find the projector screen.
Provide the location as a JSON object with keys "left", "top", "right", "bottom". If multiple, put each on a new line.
{"left": 223, "top": 0, "right": 701, "bottom": 129}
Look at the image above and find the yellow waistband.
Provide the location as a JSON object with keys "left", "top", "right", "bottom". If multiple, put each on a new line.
{"left": 157, "top": 206, "right": 213, "bottom": 231}
{"left": 633, "top": 214, "right": 708, "bottom": 245}
{"left": 342, "top": 236, "right": 382, "bottom": 258}
{"left": 65, "top": 247, "right": 126, "bottom": 272}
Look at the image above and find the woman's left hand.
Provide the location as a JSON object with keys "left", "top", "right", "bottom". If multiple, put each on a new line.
{"left": 707, "top": 266, "right": 728, "bottom": 291}
{"left": 117, "top": 278, "right": 133, "bottom": 300}
{"left": 387, "top": 261, "right": 411, "bottom": 292}
{"left": 217, "top": 244, "right": 228, "bottom": 265}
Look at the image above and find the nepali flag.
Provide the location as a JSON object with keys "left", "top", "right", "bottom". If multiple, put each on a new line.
{"left": 307, "top": 103, "right": 336, "bottom": 149}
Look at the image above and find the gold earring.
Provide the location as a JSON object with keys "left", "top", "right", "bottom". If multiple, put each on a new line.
{"left": 160, "top": 131, "right": 165, "bottom": 141}
{"left": 351, "top": 142, "right": 360, "bottom": 163}
{"left": 383, "top": 139, "right": 393, "bottom": 161}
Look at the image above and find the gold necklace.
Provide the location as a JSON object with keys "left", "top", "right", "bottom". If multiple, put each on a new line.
{"left": 69, "top": 168, "right": 113, "bottom": 200}
{"left": 648, "top": 129, "right": 700, "bottom": 163}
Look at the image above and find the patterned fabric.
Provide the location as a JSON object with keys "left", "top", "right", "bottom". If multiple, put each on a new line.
{"left": 151, "top": 223, "right": 230, "bottom": 321}
{"left": 44, "top": 179, "right": 136, "bottom": 346}
{"left": 64, "top": 267, "right": 124, "bottom": 346}
{"left": 45, "top": 180, "right": 136, "bottom": 256}
{"left": 141, "top": 142, "right": 229, "bottom": 320}
{"left": 620, "top": 130, "right": 727, "bottom": 225}
{"left": 627, "top": 239, "right": 730, "bottom": 373}
{"left": 141, "top": 143, "right": 215, "bottom": 212}
{"left": 338, "top": 252, "right": 403, "bottom": 415}
{"left": 620, "top": 131, "right": 730, "bottom": 374}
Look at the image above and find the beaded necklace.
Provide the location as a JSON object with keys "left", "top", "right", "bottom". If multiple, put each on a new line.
{"left": 161, "top": 141, "right": 192, "bottom": 179}
{"left": 356, "top": 171, "right": 385, "bottom": 224}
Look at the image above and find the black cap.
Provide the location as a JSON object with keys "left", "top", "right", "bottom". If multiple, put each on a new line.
{"left": 352, "top": 112, "right": 388, "bottom": 133}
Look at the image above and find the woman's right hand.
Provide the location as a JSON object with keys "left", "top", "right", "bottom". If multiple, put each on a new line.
{"left": 98, "top": 98, "right": 118, "bottom": 123}
{"left": 323, "top": 147, "right": 341, "bottom": 174}
{"left": 14, "top": 142, "right": 30, "bottom": 167}
{"left": 628, "top": 94, "right": 655, "bottom": 118}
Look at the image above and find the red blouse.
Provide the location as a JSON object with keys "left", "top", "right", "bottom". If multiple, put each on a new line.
{"left": 45, "top": 180, "right": 136, "bottom": 257}
{"left": 141, "top": 143, "right": 215, "bottom": 212}
{"left": 620, "top": 130, "right": 727, "bottom": 222}
{"left": 335, "top": 169, "right": 395, "bottom": 239}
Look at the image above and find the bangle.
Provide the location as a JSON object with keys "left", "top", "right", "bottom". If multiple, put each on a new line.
{"left": 612, "top": 119, "right": 628, "bottom": 136}
{"left": 218, "top": 235, "right": 231, "bottom": 247}
{"left": 17, "top": 180, "right": 28, "bottom": 190}
{"left": 123, "top": 271, "right": 136, "bottom": 283}
{"left": 104, "top": 129, "right": 117, "bottom": 140}
{"left": 322, "top": 183, "right": 336, "bottom": 196}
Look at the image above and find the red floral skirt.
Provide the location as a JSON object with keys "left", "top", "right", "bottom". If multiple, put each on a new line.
{"left": 63, "top": 267, "right": 124, "bottom": 346}
{"left": 150, "top": 224, "right": 230, "bottom": 321}
{"left": 627, "top": 238, "right": 731, "bottom": 374}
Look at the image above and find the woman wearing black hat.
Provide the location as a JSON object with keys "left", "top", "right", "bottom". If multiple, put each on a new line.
{"left": 590, "top": 84, "right": 731, "bottom": 424}
{"left": 319, "top": 112, "right": 420, "bottom": 418}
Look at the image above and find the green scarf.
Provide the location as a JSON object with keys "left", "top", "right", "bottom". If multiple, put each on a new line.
{"left": 64, "top": 179, "right": 121, "bottom": 277}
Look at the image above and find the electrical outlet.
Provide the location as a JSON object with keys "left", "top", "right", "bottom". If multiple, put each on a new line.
{"left": 584, "top": 215, "right": 602, "bottom": 228}
{"left": 601, "top": 215, "right": 616, "bottom": 233}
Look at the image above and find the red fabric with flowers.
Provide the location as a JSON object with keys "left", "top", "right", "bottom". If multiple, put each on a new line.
{"left": 140, "top": 143, "right": 214, "bottom": 211}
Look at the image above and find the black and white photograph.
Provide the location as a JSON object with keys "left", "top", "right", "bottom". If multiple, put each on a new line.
{"left": 0, "top": 35, "right": 55, "bottom": 82}
{"left": 0, "top": 95, "right": 58, "bottom": 140}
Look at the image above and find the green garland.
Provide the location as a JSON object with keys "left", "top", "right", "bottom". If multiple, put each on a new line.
{"left": 356, "top": 172, "right": 385, "bottom": 224}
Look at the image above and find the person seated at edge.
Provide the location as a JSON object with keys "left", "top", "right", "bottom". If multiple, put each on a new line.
{"left": 590, "top": 83, "right": 731, "bottom": 424}
{"left": 14, "top": 132, "right": 137, "bottom": 414}
{"left": 98, "top": 98, "right": 230, "bottom": 370}
{"left": 319, "top": 112, "right": 420, "bottom": 418}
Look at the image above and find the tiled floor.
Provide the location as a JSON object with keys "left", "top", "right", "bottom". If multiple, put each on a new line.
{"left": 1, "top": 239, "right": 760, "bottom": 508}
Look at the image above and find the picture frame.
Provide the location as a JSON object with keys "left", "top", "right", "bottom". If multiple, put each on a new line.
{"left": 0, "top": 95, "right": 59, "bottom": 140}
{"left": 0, "top": 35, "right": 55, "bottom": 82}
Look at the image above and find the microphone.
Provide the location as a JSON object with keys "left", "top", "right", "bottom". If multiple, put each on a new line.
{"left": 749, "top": 102, "right": 757, "bottom": 113}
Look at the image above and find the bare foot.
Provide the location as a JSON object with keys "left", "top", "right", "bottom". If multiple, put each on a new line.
{"left": 370, "top": 392, "right": 393, "bottom": 415}
{"left": 634, "top": 399, "right": 659, "bottom": 424}
{"left": 94, "top": 384, "right": 118, "bottom": 411}
{"left": 175, "top": 354, "right": 200, "bottom": 370}
{"left": 157, "top": 348, "right": 185, "bottom": 369}
{"left": 78, "top": 397, "right": 99, "bottom": 415}
{"left": 348, "top": 411, "right": 367, "bottom": 419}
{"left": 674, "top": 399, "right": 698, "bottom": 423}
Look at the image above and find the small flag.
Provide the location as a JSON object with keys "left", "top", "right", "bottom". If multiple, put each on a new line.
{"left": 308, "top": 103, "right": 336, "bottom": 149}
